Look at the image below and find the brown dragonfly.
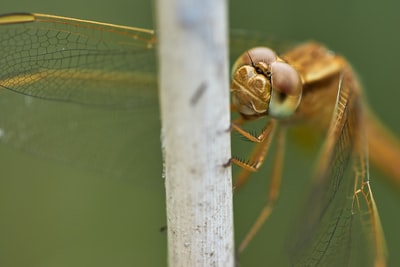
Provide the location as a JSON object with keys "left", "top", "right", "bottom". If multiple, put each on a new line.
{"left": 0, "top": 13, "right": 399, "bottom": 266}
{"left": 230, "top": 44, "right": 395, "bottom": 266}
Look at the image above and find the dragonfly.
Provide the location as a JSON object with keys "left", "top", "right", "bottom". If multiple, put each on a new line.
{"left": 0, "top": 13, "right": 399, "bottom": 266}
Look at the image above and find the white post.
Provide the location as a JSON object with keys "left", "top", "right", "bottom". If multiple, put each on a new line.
{"left": 156, "top": 0, "right": 234, "bottom": 266}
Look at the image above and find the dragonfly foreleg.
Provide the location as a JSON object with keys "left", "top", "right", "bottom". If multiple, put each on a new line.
{"left": 237, "top": 128, "right": 286, "bottom": 254}
{"left": 231, "top": 119, "right": 278, "bottom": 190}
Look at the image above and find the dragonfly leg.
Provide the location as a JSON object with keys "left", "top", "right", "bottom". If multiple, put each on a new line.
{"left": 231, "top": 117, "right": 275, "bottom": 143}
{"left": 231, "top": 119, "right": 278, "bottom": 190}
{"left": 237, "top": 128, "right": 286, "bottom": 254}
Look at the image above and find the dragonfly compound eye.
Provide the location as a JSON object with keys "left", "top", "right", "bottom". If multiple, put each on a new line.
{"left": 268, "top": 61, "right": 302, "bottom": 118}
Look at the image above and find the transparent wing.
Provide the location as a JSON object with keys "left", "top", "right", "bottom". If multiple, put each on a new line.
{"left": 0, "top": 13, "right": 286, "bottom": 183}
{"left": 0, "top": 13, "right": 157, "bottom": 107}
{"left": 0, "top": 13, "right": 161, "bottom": 186}
{"left": 288, "top": 70, "right": 386, "bottom": 266}
{"left": 0, "top": 14, "right": 286, "bottom": 106}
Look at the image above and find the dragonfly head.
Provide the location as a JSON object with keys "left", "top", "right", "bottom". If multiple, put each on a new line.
{"left": 231, "top": 47, "right": 302, "bottom": 119}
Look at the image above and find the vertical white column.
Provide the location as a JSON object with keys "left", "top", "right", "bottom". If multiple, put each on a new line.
{"left": 156, "top": 0, "right": 234, "bottom": 266}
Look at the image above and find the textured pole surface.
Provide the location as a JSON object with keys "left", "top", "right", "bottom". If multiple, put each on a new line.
{"left": 157, "top": 0, "right": 234, "bottom": 266}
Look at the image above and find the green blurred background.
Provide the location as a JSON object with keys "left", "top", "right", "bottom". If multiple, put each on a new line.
{"left": 1, "top": 0, "right": 399, "bottom": 266}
